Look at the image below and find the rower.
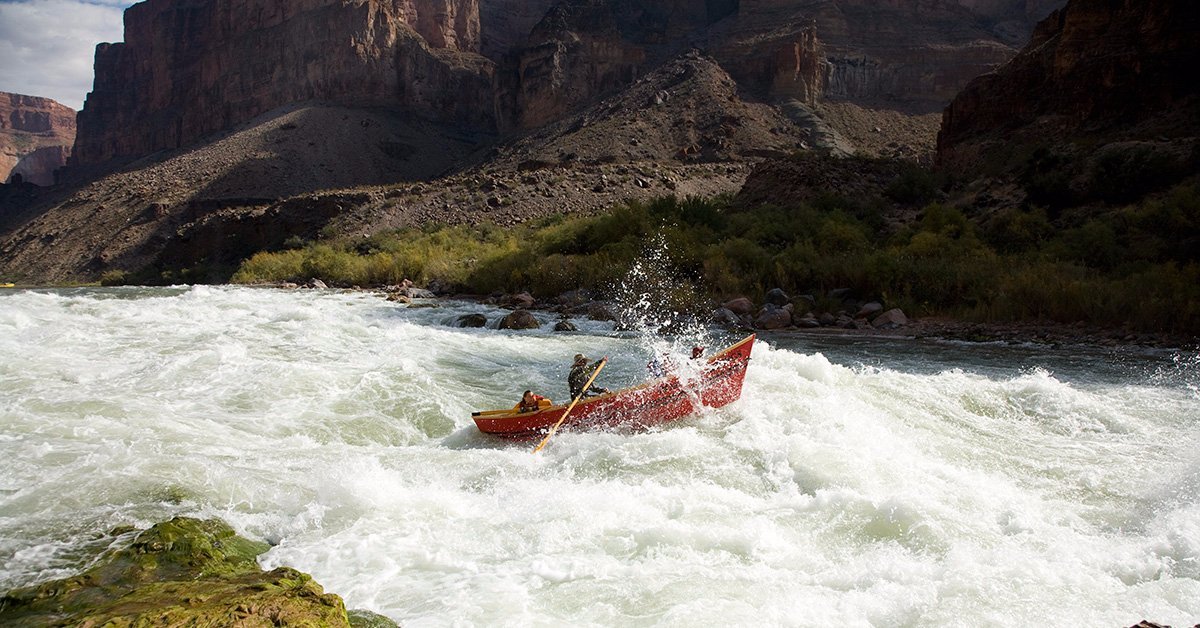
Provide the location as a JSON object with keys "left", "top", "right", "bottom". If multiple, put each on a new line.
{"left": 569, "top": 354, "right": 609, "bottom": 398}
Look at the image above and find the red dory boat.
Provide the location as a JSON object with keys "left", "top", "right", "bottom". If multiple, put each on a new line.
{"left": 472, "top": 334, "right": 755, "bottom": 438}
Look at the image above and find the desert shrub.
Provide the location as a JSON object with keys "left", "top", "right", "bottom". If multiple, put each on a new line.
{"left": 226, "top": 190, "right": 1200, "bottom": 333}
{"left": 99, "top": 270, "right": 130, "bottom": 286}
{"left": 231, "top": 249, "right": 306, "bottom": 283}
{"left": 677, "top": 194, "right": 730, "bottom": 231}
{"left": 984, "top": 206, "right": 1053, "bottom": 253}
{"left": 1088, "top": 144, "right": 1189, "bottom": 204}
{"left": 1055, "top": 220, "right": 1121, "bottom": 269}
{"left": 1126, "top": 182, "right": 1200, "bottom": 263}
{"left": 816, "top": 216, "right": 871, "bottom": 254}
{"left": 300, "top": 244, "right": 366, "bottom": 285}
{"left": 1021, "top": 147, "right": 1077, "bottom": 210}
{"left": 885, "top": 163, "right": 942, "bottom": 205}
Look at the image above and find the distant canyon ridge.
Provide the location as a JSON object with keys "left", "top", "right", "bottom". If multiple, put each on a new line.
{"left": 3, "top": 0, "right": 1101, "bottom": 283}
{"left": 72, "top": 0, "right": 1062, "bottom": 166}
{"left": 0, "top": 93, "right": 75, "bottom": 186}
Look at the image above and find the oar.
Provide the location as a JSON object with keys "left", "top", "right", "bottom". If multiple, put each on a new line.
{"left": 533, "top": 357, "right": 607, "bottom": 454}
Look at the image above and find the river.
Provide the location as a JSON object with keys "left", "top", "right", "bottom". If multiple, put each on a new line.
{"left": 1, "top": 286, "right": 1198, "bottom": 626}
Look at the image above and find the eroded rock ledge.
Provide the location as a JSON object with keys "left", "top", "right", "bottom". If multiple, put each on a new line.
{"left": 0, "top": 517, "right": 395, "bottom": 627}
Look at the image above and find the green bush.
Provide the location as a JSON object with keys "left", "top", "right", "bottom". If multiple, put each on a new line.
{"left": 99, "top": 270, "right": 130, "bottom": 286}
{"left": 1089, "top": 144, "right": 1188, "bottom": 204}
{"left": 885, "top": 163, "right": 942, "bottom": 205}
{"left": 227, "top": 187, "right": 1200, "bottom": 333}
{"left": 984, "top": 206, "right": 1053, "bottom": 253}
{"left": 1021, "top": 147, "right": 1076, "bottom": 210}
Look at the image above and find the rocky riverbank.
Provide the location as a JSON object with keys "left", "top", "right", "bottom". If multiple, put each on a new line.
{"left": 351, "top": 281, "right": 1197, "bottom": 350}
{"left": 0, "top": 517, "right": 396, "bottom": 627}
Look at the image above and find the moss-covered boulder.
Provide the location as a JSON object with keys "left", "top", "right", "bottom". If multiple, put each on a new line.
{"left": 0, "top": 517, "right": 395, "bottom": 627}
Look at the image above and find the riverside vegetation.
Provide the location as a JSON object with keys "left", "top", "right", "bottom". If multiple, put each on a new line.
{"left": 230, "top": 175, "right": 1200, "bottom": 335}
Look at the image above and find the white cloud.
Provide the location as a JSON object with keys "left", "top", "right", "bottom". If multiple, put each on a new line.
{"left": 0, "top": 0, "right": 132, "bottom": 110}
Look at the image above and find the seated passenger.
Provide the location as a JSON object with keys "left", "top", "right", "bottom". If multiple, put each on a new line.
{"left": 514, "top": 390, "right": 550, "bottom": 413}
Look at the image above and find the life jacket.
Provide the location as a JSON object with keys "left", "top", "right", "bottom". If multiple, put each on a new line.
{"left": 514, "top": 395, "right": 552, "bottom": 413}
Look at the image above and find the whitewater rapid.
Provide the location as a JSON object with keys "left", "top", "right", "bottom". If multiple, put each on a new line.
{"left": 1, "top": 286, "right": 1197, "bottom": 626}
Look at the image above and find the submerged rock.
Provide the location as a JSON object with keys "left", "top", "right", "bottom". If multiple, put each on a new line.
{"left": 0, "top": 517, "right": 394, "bottom": 627}
{"left": 498, "top": 309, "right": 540, "bottom": 330}
{"left": 457, "top": 313, "right": 488, "bottom": 328}
{"left": 586, "top": 302, "right": 618, "bottom": 322}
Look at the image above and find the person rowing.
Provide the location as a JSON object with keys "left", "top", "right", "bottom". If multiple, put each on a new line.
{"left": 569, "top": 353, "right": 609, "bottom": 399}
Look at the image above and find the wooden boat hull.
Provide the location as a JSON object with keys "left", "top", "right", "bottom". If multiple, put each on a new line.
{"left": 472, "top": 334, "right": 755, "bottom": 438}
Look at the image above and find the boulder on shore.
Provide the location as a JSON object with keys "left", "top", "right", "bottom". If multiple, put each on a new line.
{"left": 499, "top": 291, "right": 536, "bottom": 309}
{"left": 711, "top": 307, "right": 742, "bottom": 328}
{"left": 795, "top": 313, "right": 821, "bottom": 328}
{"left": 0, "top": 517, "right": 393, "bottom": 627}
{"left": 856, "top": 301, "right": 884, "bottom": 319}
{"left": 754, "top": 304, "right": 792, "bottom": 330}
{"left": 872, "top": 308, "right": 909, "bottom": 329}
{"left": 557, "top": 289, "right": 591, "bottom": 307}
{"left": 765, "top": 288, "right": 790, "bottom": 306}
{"left": 722, "top": 297, "right": 754, "bottom": 316}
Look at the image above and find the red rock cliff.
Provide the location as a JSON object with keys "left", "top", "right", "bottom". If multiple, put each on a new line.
{"left": 1, "top": 92, "right": 76, "bottom": 185}
{"left": 937, "top": 0, "right": 1200, "bottom": 172}
{"left": 714, "top": 0, "right": 1033, "bottom": 111}
{"left": 74, "top": 0, "right": 494, "bottom": 165}
{"left": 72, "top": 0, "right": 1067, "bottom": 167}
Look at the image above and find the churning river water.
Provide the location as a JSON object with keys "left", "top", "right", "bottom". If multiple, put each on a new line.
{"left": 1, "top": 286, "right": 1198, "bottom": 627}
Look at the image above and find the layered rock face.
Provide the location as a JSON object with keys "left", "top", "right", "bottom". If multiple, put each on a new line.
{"left": 477, "top": 0, "right": 558, "bottom": 60}
{"left": 937, "top": 0, "right": 1200, "bottom": 173}
{"left": 0, "top": 92, "right": 75, "bottom": 185}
{"left": 74, "top": 0, "right": 494, "bottom": 165}
{"left": 504, "top": 0, "right": 742, "bottom": 129}
{"left": 712, "top": 0, "right": 1036, "bottom": 111}
{"left": 72, "top": 0, "right": 1060, "bottom": 166}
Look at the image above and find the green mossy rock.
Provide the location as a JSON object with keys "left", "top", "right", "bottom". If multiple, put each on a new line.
{"left": 0, "top": 517, "right": 395, "bottom": 627}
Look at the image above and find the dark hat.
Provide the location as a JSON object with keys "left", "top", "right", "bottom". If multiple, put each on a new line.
{"left": 574, "top": 353, "right": 587, "bottom": 364}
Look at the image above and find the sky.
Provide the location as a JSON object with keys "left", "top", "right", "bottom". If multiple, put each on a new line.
{"left": 0, "top": 0, "right": 134, "bottom": 110}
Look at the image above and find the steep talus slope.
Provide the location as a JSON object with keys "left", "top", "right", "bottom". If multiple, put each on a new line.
{"left": 0, "top": 105, "right": 481, "bottom": 282}
{"left": 329, "top": 52, "right": 809, "bottom": 234}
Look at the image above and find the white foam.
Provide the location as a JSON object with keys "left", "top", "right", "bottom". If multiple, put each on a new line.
{"left": 1, "top": 286, "right": 1198, "bottom": 625}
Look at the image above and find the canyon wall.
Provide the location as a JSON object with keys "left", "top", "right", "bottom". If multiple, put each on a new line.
{"left": 713, "top": 0, "right": 1032, "bottom": 111}
{"left": 938, "top": 0, "right": 1200, "bottom": 172}
{"left": 0, "top": 92, "right": 75, "bottom": 185}
{"left": 74, "top": 0, "right": 494, "bottom": 165}
{"left": 71, "top": 0, "right": 1065, "bottom": 167}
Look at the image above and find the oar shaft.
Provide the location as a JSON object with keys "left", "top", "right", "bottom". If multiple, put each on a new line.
{"left": 533, "top": 358, "right": 607, "bottom": 453}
